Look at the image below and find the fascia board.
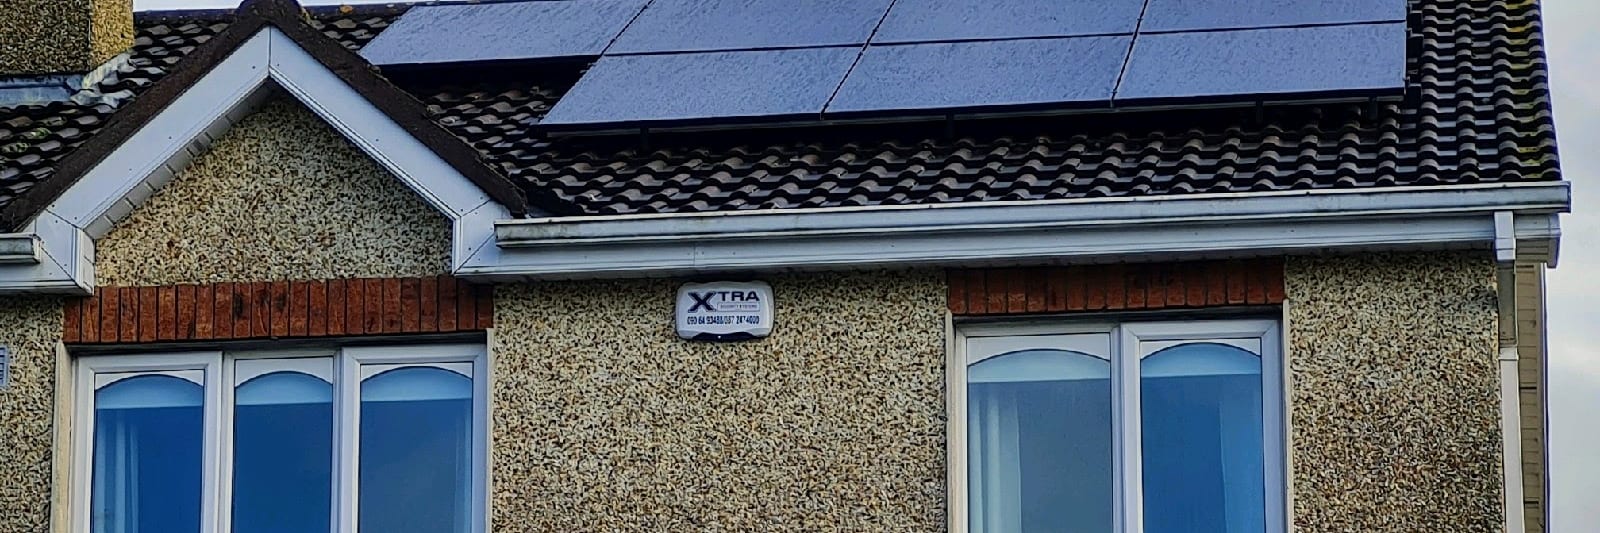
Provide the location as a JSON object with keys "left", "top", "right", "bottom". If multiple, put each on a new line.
{"left": 0, "top": 210, "right": 88, "bottom": 293}
{"left": 54, "top": 31, "right": 273, "bottom": 229}
{"left": 497, "top": 182, "right": 1570, "bottom": 245}
{"left": 0, "top": 27, "right": 512, "bottom": 294}
{"left": 467, "top": 183, "right": 1570, "bottom": 279}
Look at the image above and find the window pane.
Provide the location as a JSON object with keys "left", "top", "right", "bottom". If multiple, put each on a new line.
{"left": 232, "top": 372, "right": 333, "bottom": 533}
{"left": 359, "top": 367, "right": 473, "bottom": 533}
{"left": 1141, "top": 343, "right": 1265, "bottom": 533}
{"left": 968, "top": 349, "right": 1112, "bottom": 533}
{"left": 92, "top": 375, "right": 204, "bottom": 533}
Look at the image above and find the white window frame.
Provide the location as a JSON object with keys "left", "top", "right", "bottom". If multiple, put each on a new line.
{"left": 949, "top": 319, "right": 1285, "bottom": 533}
{"left": 70, "top": 343, "right": 489, "bottom": 533}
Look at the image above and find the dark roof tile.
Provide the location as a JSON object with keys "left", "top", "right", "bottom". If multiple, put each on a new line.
{"left": 0, "top": 0, "right": 1561, "bottom": 218}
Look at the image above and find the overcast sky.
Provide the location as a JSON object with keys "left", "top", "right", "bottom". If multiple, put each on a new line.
{"left": 133, "top": 0, "right": 1598, "bottom": 529}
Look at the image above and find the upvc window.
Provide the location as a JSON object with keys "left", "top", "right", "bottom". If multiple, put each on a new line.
{"left": 951, "top": 320, "right": 1284, "bottom": 533}
{"left": 72, "top": 344, "right": 487, "bottom": 533}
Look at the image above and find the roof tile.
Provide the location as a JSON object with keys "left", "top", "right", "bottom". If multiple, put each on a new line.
{"left": 0, "top": 0, "right": 1562, "bottom": 218}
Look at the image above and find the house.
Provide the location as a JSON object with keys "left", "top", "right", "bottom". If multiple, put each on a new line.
{"left": 0, "top": 0, "right": 1565, "bottom": 531}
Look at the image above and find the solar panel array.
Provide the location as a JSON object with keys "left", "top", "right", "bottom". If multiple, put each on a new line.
{"left": 362, "top": 0, "right": 1409, "bottom": 131}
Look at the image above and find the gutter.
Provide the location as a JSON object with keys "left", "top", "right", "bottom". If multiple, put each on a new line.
{"left": 0, "top": 234, "right": 41, "bottom": 265}
{"left": 470, "top": 182, "right": 1570, "bottom": 279}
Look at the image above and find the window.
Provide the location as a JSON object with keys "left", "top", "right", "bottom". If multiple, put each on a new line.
{"left": 72, "top": 344, "right": 487, "bottom": 533}
{"left": 951, "top": 320, "right": 1284, "bottom": 533}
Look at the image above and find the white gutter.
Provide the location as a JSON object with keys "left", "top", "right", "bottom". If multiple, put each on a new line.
{"left": 0, "top": 234, "right": 41, "bottom": 264}
{"left": 465, "top": 182, "right": 1570, "bottom": 279}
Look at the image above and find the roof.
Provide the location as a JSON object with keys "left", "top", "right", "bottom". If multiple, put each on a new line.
{"left": 0, "top": 0, "right": 1561, "bottom": 223}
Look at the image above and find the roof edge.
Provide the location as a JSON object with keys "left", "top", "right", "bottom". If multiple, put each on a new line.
{"left": 1, "top": 0, "right": 577, "bottom": 231}
{"left": 467, "top": 182, "right": 1571, "bottom": 279}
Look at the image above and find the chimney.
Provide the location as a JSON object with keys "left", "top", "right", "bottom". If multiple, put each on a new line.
{"left": 0, "top": 0, "right": 134, "bottom": 103}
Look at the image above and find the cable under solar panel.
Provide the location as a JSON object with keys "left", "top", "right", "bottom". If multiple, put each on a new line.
{"left": 359, "top": 0, "right": 647, "bottom": 66}
{"left": 541, "top": 47, "right": 860, "bottom": 130}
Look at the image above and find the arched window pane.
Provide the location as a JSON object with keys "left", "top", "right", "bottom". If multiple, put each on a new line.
{"left": 1141, "top": 342, "right": 1264, "bottom": 533}
{"left": 232, "top": 372, "right": 333, "bottom": 533}
{"left": 92, "top": 375, "right": 203, "bottom": 533}
{"left": 359, "top": 367, "right": 473, "bottom": 533}
{"left": 968, "top": 349, "right": 1112, "bottom": 533}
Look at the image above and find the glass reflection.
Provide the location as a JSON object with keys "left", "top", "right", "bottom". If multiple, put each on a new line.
{"left": 359, "top": 366, "right": 473, "bottom": 533}
{"left": 1141, "top": 342, "right": 1265, "bottom": 533}
{"left": 92, "top": 374, "right": 204, "bottom": 533}
{"left": 232, "top": 371, "right": 333, "bottom": 533}
{"left": 968, "top": 349, "right": 1112, "bottom": 533}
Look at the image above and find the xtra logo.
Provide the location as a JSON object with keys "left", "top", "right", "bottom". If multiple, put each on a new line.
{"left": 686, "top": 290, "right": 763, "bottom": 312}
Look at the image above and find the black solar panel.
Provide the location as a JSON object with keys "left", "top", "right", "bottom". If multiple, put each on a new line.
{"left": 872, "top": 0, "right": 1142, "bottom": 44}
{"left": 606, "top": 0, "right": 895, "bottom": 54}
{"left": 826, "top": 37, "right": 1129, "bottom": 117}
{"left": 1141, "top": 0, "right": 1406, "bottom": 32}
{"left": 1115, "top": 24, "right": 1407, "bottom": 104}
{"left": 541, "top": 48, "right": 859, "bottom": 129}
{"left": 359, "top": 0, "right": 646, "bottom": 66}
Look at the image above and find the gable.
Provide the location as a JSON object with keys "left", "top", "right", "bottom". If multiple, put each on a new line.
{"left": 95, "top": 98, "right": 450, "bottom": 286}
{"left": 0, "top": 16, "right": 520, "bottom": 294}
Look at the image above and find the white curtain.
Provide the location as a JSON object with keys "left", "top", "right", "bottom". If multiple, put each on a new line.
{"left": 968, "top": 386, "right": 1022, "bottom": 533}
{"left": 968, "top": 349, "right": 1110, "bottom": 533}
{"left": 91, "top": 375, "right": 203, "bottom": 533}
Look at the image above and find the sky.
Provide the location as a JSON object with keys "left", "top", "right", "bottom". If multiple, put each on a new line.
{"left": 132, "top": 0, "right": 1598, "bottom": 529}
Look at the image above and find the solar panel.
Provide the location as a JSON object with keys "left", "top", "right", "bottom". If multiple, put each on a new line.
{"left": 1115, "top": 24, "right": 1407, "bottom": 103}
{"left": 360, "top": 0, "right": 647, "bottom": 66}
{"left": 872, "top": 0, "right": 1143, "bottom": 44}
{"left": 826, "top": 37, "right": 1129, "bottom": 117}
{"left": 541, "top": 48, "right": 860, "bottom": 130}
{"left": 606, "top": 0, "right": 895, "bottom": 54}
{"left": 1141, "top": 0, "right": 1406, "bottom": 33}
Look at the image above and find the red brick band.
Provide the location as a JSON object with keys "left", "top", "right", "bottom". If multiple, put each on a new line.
{"left": 948, "top": 259, "right": 1284, "bottom": 316}
{"left": 63, "top": 276, "right": 493, "bottom": 344}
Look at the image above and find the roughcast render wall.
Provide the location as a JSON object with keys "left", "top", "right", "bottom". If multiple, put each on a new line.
{"left": 491, "top": 271, "right": 949, "bottom": 531}
{"left": 1286, "top": 251, "right": 1503, "bottom": 532}
{"left": 95, "top": 98, "right": 451, "bottom": 285}
{"left": 0, "top": 297, "right": 64, "bottom": 532}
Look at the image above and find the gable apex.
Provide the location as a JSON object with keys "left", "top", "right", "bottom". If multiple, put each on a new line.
{"left": 0, "top": 0, "right": 562, "bottom": 293}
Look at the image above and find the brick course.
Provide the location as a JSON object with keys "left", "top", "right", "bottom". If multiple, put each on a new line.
{"left": 62, "top": 276, "right": 492, "bottom": 344}
{"left": 948, "top": 259, "right": 1284, "bottom": 316}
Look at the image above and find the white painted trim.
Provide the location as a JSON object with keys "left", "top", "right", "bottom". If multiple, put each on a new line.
{"left": 1500, "top": 349, "right": 1526, "bottom": 533}
{"left": 1122, "top": 320, "right": 1285, "bottom": 533}
{"left": 1495, "top": 211, "right": 1518, "bottom": 263}
{"left": 951, "top": 319, "right": 1284, "bottom": 533}
{"left": 338, "top": 343, "right": 489, "bottom": 533}
{"left": 70, "top": 343, "right": 487, "bottom": 533}
{"left": 0, "top": 27, "right": 508, "bottom": 294}
{"left": 72, "top": 351, "right": 224, "bottom": 533}
{"left": 476, "top": 183, "right": 1569, "bottom": 280}
{"left": 233, "top": 357, "right": 334, "bottom": 384}
{"left": 0, "top": 211, "right": 91, "bottom": 293}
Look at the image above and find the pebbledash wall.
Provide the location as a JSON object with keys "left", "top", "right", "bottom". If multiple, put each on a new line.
{"left": 0, "top": 97, "right": 1508, "bottom": 532}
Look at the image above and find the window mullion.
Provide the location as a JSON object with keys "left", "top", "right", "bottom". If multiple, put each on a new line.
{"left": 200, "top": 353, "right": 226, "bottom": 533}
{"left": 1263, "top": 324, "right": 1287, "bottom": 533}
{"left": 1116, "top": 327, "right": 1144, "bottom": 533}
{"left": 213, "top": 355, "right": 236, "bottom": 533}
{"left": 333, "top": 351, "right": 361, "bottom": 533}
